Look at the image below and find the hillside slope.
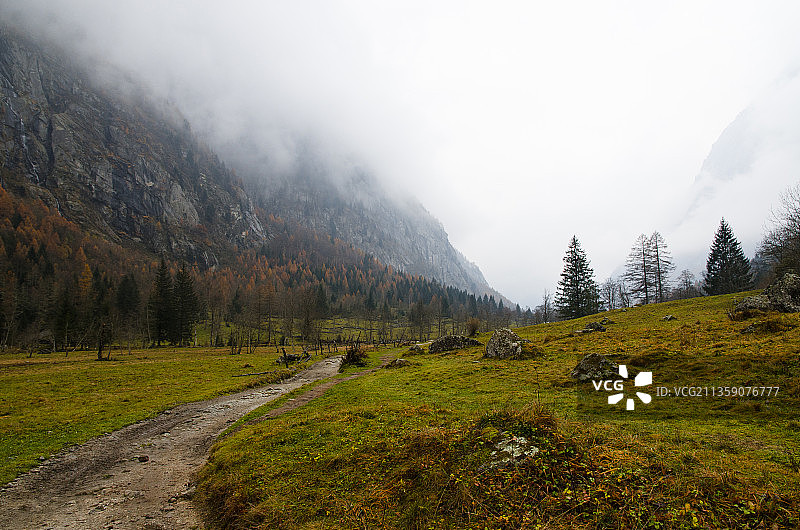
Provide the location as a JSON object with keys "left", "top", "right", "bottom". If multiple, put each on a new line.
{"left": 198, "top": 293, "right": 799, "bottom": 529}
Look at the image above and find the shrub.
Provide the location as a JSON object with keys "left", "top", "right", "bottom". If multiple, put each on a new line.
{"left": 466, "top": 317, "right": 481, "bottom": 337}
{"left": 340, "top": 343, "right": 368, "bottom": 371}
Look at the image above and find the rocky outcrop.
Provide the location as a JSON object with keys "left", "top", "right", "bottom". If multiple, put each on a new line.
{"left": 569, "top": 353, "right": 620, "bottom": 382}
{"left": 736, "top": 273, "right": 800, "bottom": 313}
{"left": 428, "top": 335, "right": 482, "bottom": 354}
{"left": 484, "top": 328, "right": 529, "bottom": 359}
{"left": 0, "top": 28, "right": 265, "bottom": 265}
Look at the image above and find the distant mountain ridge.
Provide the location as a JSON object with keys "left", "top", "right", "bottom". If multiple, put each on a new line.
{"left": 666, "top": 70, "right": 800, "bottom": 278}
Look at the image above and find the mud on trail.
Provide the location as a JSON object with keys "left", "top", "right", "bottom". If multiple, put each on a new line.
{"left": 0, "top": 357, "right": 344, "bottom": 530}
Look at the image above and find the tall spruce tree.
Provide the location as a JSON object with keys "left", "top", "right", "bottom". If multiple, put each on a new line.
{"left": 116, "top": 273, "right": 140, "bottom": 354}
{"left": 703, "top": 218, "right": 752, "bottom": 295}
{"left": 555, "top": 236, "right": 600, "bottom": 319}
{"left": 116, "top": 273, "right": 140, "bottom": 320}
{"left": 149, "top": 259, "right": 173, "bottom": 346}
{"left": 172, "top": 264, "right": 199, "bottom": 346}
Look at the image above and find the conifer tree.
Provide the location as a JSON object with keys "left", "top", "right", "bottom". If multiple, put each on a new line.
{"left": 555, "top": 236, "right": 600, "bottom": 319}
{"left": 116, "top": 273, "right": 140, "bottom": 353}
{"left": 149, "top": 259, "right": 173, "bottom": 346}
{"left": 116, "top": 273, "right": 140, "bottom": 320}
{"left": 703, "top": 218, "right": 752, "bottom": 295}
{"left": 173, "top": 264, "right": 199, "bottom": 346}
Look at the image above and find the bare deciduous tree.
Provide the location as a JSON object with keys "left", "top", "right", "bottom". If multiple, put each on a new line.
{"left": 761, "top": 184, "right": 800, "bottom": 275}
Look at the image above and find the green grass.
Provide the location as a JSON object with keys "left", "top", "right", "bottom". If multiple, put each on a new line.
{"left": 0, "top": 345, "right": 313, "bottom": 484}
{"left": 196, "top": 292, "right": 800, "bottom": 529}
{"left": 220, "top": 348, "right": 386, "bottom": 438}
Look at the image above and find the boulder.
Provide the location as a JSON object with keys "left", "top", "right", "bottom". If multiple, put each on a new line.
{"left": 484, "top": 328, "right": 530, "bottom": 359}
{"left": 763, "top": 273, "right": 800, "bottom": 312}
{"left": 385, "top": 358, "right": 412, "bottom": 368}
{"left": 661, "top": 314, "right": 677, "bottom": 321}
{"left": 736, "top": 273, "right": 800, "bottom": 313}
{"left": 569, "top": 353, "right": 621, "bottom": 382}
{"left": 428, "top": 335, "right": 483, "bottom": 354}
{"left": 407, "top": 344, "right": 426, "bottom": 355}
{"left": 576, "top": 321, "right": 606, "bottom": 333}
{"left": 735, "top": 294, "right": 772, "bottom": 313}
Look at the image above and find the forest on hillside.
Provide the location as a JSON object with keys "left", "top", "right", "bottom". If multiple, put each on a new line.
{"left": 2, "top": 179, "right": 799, "bottom": 355}
{"left": 0, "top": 186, "right": 524, "bottom": 354}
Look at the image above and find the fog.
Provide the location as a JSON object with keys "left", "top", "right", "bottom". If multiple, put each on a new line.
{"left": 3, "top": 1, "right": 800, "bottom": 308}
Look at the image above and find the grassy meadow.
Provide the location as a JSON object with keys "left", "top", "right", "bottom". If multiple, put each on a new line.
{"left": 196, "top": 292, "right": 800, "bottom": 529}
{"left": 1, "top": 292, "right": 798, "bottom": 528}
{"left": 0, "top": 344, "right": 313, "bottom": 484}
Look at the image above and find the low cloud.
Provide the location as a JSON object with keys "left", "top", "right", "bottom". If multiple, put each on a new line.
{"left": 4, "top": 1, "right": 800, "bottom": 307}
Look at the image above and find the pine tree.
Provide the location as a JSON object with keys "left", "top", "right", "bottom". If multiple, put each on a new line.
{"left": 173, "top": 264, "right": 199, "bottom": 346}
{"left": 116, "top": 273, "right": 140, "bottom": 353}
{"left": 555, "top": 236, "right": 600, "bottom": 319}
{"left": 149, "top": 259, "right": 173, "bottom": 346}
{"left": 703, "top": 218, "right": 752, "bottom": 295}
{"left": 116, "top": 273, "right": 140, "bottom": 320}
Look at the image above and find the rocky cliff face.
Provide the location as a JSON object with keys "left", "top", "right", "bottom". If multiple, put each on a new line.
{"left": 255, "top": 161, "right": 499, "bottom": 299}
{"left": 0, "top": 28, "right": 265, "bottom": 266}
{"left": 0, "top": 27, "right": 503, "bottom": 301}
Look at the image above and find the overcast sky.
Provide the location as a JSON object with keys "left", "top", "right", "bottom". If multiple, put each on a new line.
{"left": 5, "top": 1, "right": 800, "bottom": 308}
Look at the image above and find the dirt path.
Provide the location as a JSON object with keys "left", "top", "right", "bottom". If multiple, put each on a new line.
{"left": 225, "top": 355, "right": 393, "bottom": 438}
{"left": 0, "top": 356, "right": 344, "bottom": 530}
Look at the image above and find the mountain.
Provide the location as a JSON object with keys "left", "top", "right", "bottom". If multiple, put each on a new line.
{"left": 0, "top": 26, "right": 503, "bottom": 303}
{"left": 246, "top": 156, "right": 500, "bottom": 301}
{"left": 695, "top": 71, "right": 800, "bottom": 189}
{"left": 0, "top": 28, "right": 267, "bottom": 268}
{"left": 665, "top": 71, "right": 800, "bottom": 277}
